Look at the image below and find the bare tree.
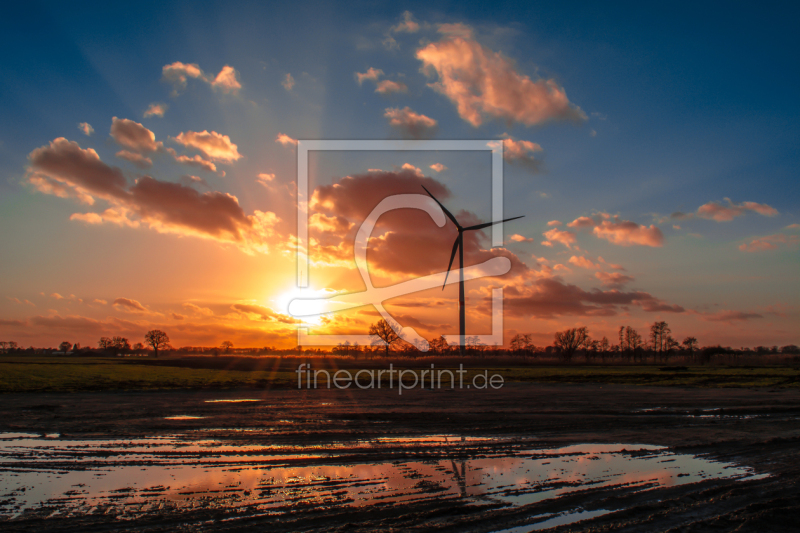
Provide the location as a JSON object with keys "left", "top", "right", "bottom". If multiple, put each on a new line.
{"left": 521, "top": 334, "right": 534, "bottom": 356}
{"left": 553, "top": 327, "right": 591, "bottom": 363}
{"left": 649, "top": 321, "right": 671, "bottom": 362}
{"left": 664, "top": 336, "right": 679, "bottom": 359}
{"left": 599, "top": 336, "right": 610, "bottom": 362}
{"left": 98, "top": 337, "right": 114, "bottom": 350}
{"left": 428, "top": 335, "right": 449, "bottom": 355}
{"left": 510, "top": 334, "right": 523, "bottom": 353}
{"left": 682, "top": 336, "right": 698, "bottom": 361}
{"left": 144, "top": 330, "right": 170, "bottom": 358}
{"left": 112, "top": 337, "right": 130, "bottom": 352}
{"left": 58, "top": 341, "right": 72, "bottom": 353}
{"left": 624, "top": 326, "right": 643, "bottom": 361}
{"left": 369, "top": 319, "right": 401, "bottom": 356}
{"left": 221, "top": 340, "right": 234, "bottom": 353}
{"left": 510, "top": 333, "right": 534, "bottom": 355}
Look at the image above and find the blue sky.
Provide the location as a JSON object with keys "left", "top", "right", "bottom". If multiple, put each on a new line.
{"left": 0, "top": 1, "right": 797, "bottom": 348}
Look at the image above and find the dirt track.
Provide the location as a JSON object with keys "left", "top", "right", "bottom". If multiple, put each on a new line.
{"left": 1, "top": 383, "right": 799, "bottom": 532}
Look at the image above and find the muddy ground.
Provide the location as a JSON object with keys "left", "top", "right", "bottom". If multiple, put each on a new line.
{"left": 1, "top": 383, "right": 799, "bottom": 532}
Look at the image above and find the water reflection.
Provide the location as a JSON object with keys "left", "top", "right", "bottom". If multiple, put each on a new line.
{"left": 0, "top": 433, "right": 763, "bottom": 523}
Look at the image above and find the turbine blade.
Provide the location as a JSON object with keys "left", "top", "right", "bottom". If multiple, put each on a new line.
{"left": 442, "top": 235, "right": 462, "bottom": 289}
{"left": 463, "top": 215, "right": 525, "bottom": 232}
{"left": 422, "top": 185, "right": 461, "bottom": 229}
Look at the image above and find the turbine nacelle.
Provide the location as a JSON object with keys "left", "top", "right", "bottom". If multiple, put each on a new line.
{"left": 421, "top": 185, "right": 523, "bottom": 289}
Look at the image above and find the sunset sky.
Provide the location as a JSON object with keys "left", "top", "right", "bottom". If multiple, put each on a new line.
{"left": 0, "top": 2, "right": 798, "bottom": 349}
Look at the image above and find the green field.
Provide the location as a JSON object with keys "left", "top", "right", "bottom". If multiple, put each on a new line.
{"left": 0, "top": 355, "right": 798, "bottom": 393}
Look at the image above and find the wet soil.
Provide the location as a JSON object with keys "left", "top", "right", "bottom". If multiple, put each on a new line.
{"left": 0, "top": 383, "right": 798, "bottom": 532}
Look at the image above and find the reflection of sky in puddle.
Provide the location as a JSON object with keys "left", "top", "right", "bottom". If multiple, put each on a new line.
{"left": 494, "top": 508, "right": 612, "bottom": 532}
{"left": 0, "top": 433, "right": 764, "bottom": 525}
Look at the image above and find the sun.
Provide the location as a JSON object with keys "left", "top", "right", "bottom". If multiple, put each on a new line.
{"left": 273, "top": 287, "right": 339, "bottom": 326}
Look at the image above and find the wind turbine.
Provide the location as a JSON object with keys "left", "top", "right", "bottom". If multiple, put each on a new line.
{"left": 422, "top": 185, "right": 523, "bottom": 354}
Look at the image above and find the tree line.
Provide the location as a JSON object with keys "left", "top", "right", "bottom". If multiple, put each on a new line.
{"left": 363, "top": 319, "right": 798, "bottom": 363}
{"left": 2, "top": 321, "right": 798, "bottom": 362}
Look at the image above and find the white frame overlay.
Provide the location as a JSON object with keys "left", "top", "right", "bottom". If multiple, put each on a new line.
{"left": 295, "top": 140, "right": 506, "bottom": 349}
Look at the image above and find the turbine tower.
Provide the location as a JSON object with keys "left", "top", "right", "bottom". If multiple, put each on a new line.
{"left": 422, "top": 185, "right": 523, "bottom": 354}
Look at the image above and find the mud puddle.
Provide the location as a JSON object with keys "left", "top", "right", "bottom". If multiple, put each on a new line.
{"left": 0, "top": 432, "right": 764, "bottom": 526}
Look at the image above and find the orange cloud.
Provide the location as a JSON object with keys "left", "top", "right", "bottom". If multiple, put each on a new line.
{"left": 275, "top": 133, "right": 298, "bottom": 146}
{"left": 430, "top": 163, "right": 447, "bottom": 172}
{"left": 143, "top": 102, "right": 168, "bottom": 118}
{"left": 593, "top": 220, "right": 664, "bottom": 247}
{"left": 28, "top": 173, "right": 94, "bottom": 204}
{"left": 594, "top": 271, "right": 635, "bottom": 288}
{"left": 542, "top": 228, "right": 577, "bottom": 248}
{"left": 569, "top": 255, "right": 599, "bottom": 269}
{"left": 6, "top": 297, "right": 35, "bottom": 307}
{"left": 28, "top": 138, "right": 127, "bottom": 202}
{"left": 567, "top": 216, "right": 596, "bottom": 228}
{"left": 77, "top": 122, "right": 94, "bottom": 136}
{"left": 597, "top": 256, "right": 625, "bottom": 270}
{"left": 113, "top": 297, "right": 148, "bottom": 313}
{"left": 356, "top": 67, "right": 384, "bottom": 85}
{"left": 183, "top": 303, "right": 214, "bottom": 316}
{"left": 501, "top": 138, "right": 543, "bottom": 167}
{"left": 110, "top": 117, "right": 162, "bottom": 153}
{"left": 739, "top": 233, "right": 799, "bottom": 252}
{"left": 179, "top": 175, "right": 209, "bottom": 188}
{"left": 27, "top": 137, "right": 278, "bottom": 254}
{"left": 115, "top": 150, "right": 152, "bottom": 168}
{"left": 309, "top": 213, "right": 353, "bottom": 234}
{"left": 699, "top": 310, "right": 763, "bottom": 322}
{"left": 310, "top": 169, "right": 528, "bottom": 279}
{"left": 564, "top": 213, "right": 663, "bottom": 247}
{"left": 256, "top": 173, "right": 275, "bottom": 187}
{"left": 416, "top": 29, "right": 586, "bottom": 127}
{"left": 375, "top": 80, "right": 408, "bottom": 94}
{"left": 282, "top": 73, "right": 295, "bottom": 91}
{"left": 162, "top": 61, "right": 204, "bottom": 93}
{"left": 697, "top": 199, "right": 778, "bottom": 221}
{"left": 391, "top": 11, "right": 420, "bottom": 33}
{"left": 231, "top": 303, "right": 301, "bottom": 324}
{"left": 400, "top": 163, "right": 424, "bottom": 176}
{"left": 172, "top": 153, "right": 218, "bottom": 174}
{"left": 174, "top": 130, "right": 241, "bottom": 162}
{"left": 384, "top": 106, "right": 438, "bottom": 138}
{"left": 547, "top": 220, "right": 562, "bottom": 227}
{"left": 162, "top": 62, "right": 241, "bottom": 96}
{"left": 211, "top": 66, "right": 241, "bottom": 94}
{"left": 311, "top": 168, "right": 447, "bottom": 227}
{"left": 510, "top": 234, "right": 534, "bottom": 243}
{"left": 70, "top": 207, "right": 140, "bottom": 228}
{"left": 495, "top": 278, "right": 682, "bottom": 319}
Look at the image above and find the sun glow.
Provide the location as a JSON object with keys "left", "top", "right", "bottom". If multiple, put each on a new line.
{"left": 274, "top": 287, "right": 341, "bottom": 326}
